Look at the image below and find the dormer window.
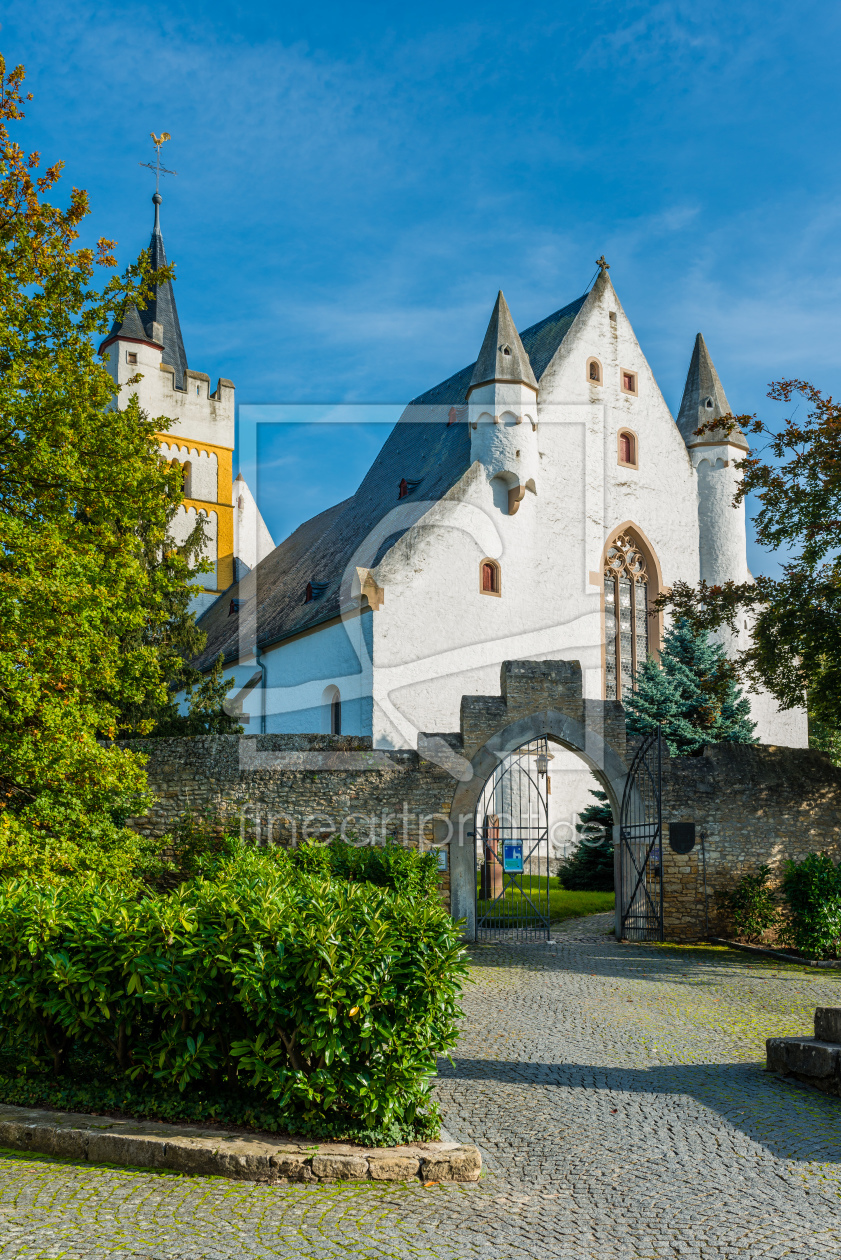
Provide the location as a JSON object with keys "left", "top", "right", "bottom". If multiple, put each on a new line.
{"left": 126, "top": 351, "right": 137, "bottom": 365}
{"left": 398, "top": 478, "right": 408, "bottom": 499}
{"left": 705, "top": 397, "right": 714, "bottom": 409}
{"left": 304, "top": 581, "right": 328, "bottom": 604}
{"left": 501, "top": 344, "right": 512, "bottom": 356}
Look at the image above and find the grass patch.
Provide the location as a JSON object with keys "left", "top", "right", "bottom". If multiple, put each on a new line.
{"left": 477, "top": 876, "right": 614, "bottom": 926}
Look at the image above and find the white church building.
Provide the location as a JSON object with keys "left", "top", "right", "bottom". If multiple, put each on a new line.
{"left": 193, "top": 261, "right": 807, "bottom": 760}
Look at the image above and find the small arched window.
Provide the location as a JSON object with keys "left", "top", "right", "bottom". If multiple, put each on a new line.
{"left": 618, "top": 430, "right": 637, "bottom": 468}
{"left": 480, "top": 559, "right": 501, "bottom": 596}
{"left": 587, "top": 357, "right": 602, "bottom": 384}
{"left": 181, "top": 460, "right": 193, "bottom": 497}
{"left": 323, "top": 685, "right": 342, "bottom": 735}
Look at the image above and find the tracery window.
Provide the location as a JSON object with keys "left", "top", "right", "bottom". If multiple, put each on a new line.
{"left": 604, "top": 531, "right": 649, "bottom": 700}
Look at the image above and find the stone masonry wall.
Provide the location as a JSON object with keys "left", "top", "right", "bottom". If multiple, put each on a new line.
{"left": 124, "top": 733, "right": 456, "bottom": 909}
{"left": 123, "top": 664, "right": 841, "bottom": 942}
{"left": 661, "top": 743, "right": 841, "bottom": 941}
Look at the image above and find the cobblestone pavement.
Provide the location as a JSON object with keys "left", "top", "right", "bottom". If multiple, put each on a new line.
{"left": 2, "top": 914, "right": 841, "bottom": 1259}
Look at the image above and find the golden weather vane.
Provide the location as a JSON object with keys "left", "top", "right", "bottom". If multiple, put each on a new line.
{"left": 139, "top": 132, "right": 176, "bottom": 193}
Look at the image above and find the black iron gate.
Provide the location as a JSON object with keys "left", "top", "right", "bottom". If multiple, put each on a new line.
{"left": 475, "top": 736, "right": 551, "bottom": 941}
{"left": 618, "top": 726, "right": 663, "bottom": 940}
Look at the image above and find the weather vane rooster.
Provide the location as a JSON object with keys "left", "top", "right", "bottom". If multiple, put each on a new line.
{"left": 139, "top": 132, "right": 176, "bottom": 192}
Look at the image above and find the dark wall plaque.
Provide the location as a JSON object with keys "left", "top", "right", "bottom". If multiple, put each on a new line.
{"left": 669, "top": 822, "right": 696, "bottom": 854}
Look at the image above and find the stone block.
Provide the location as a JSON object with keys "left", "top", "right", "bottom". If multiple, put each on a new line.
{"left": 163, "top": 1136, "right": 229, "bottom": 1176}
{"left": 311, "top": 1153, "right": 368, "bottom": 1180}
{"left": 86, "top": 1131, "right": 168, "bottom": 1169}
{"left": 367, "top": 1154, "right": 421, "bottom": 1180}
{"left": 815, "top": 1008, "right": 841, "bottom": 1043}
{"left": 34, "top": 1125, "right": 90, "bottom": 1161}
{"left": 421, "top": 1145, "right": 482, "bottom": 1182}
{"left": 269, "top": 1151, "right": 313, "bottom": 1181}
{"left": 766, "top": 1035, "right": 841, "bottom": 1080}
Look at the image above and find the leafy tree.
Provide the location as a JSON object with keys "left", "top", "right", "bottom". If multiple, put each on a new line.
{"left": 662, "top": 380, "right": 841, "bottom": 729}
{"left": 625, "top": 619, "right": 756, "bottom": 755}
{"left": 557, "top": 789, "right": 614, "bottom": 891}
{"left": 0, "top": 58, "right": 234, "bottom": 883}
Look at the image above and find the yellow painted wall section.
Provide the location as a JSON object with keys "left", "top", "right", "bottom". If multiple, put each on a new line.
{"left": 158, "top": 433, "right": 234, "bottom": 593}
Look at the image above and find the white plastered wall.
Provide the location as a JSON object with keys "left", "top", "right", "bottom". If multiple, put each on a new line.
{"left": 368, "top": 271, "right": 701, "bottom": 752}
{"left": 160, "top": 442, "right": 218, "bottom": 502}
{"left": 233, "top": 476, "right": 275, "bottom": 573}
{"left": 101, "top": 336, "right": 234, "bottom": 449}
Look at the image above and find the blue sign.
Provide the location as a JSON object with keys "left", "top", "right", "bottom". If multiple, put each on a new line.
{"left": 503, "top": 842, "right": 524, "bottom": 873}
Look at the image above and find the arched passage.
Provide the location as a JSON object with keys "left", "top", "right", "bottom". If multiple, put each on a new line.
{"left": 448, "top": 708, "right": 630, "bottom": 941}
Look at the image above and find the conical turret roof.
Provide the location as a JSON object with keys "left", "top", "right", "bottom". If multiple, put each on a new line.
{"left": 676, "top": 333, "right": 747, "bottom": 450}
{"left": 101, "top": 192, "right": 189, "bottom": 389}
{"left": 467, "top": 291, "right": 538, "bottom": 397}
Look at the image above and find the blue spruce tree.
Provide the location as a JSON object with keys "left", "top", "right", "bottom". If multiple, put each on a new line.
{"left": 625, "top": 618, "right": 756, "bottom": 756}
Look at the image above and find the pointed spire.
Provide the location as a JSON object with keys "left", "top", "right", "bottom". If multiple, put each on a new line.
{"left": 138, "top": 192, "right": 188, "bottom": 389}
{"left": 467, "top": 291, "right": 538, "bottom": 398}
{"left": 676, "top": 333, "right": 748, "bottom": 450}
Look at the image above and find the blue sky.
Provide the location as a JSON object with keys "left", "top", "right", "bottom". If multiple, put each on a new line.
{"left": 7, "top": 1, "right": 841, "bottom": 571}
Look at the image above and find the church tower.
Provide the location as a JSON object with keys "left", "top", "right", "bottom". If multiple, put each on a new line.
{"left": 100, "top": 190, "right": 273, "bottom": 614}
{"left": 677, "top": 333, "right": 750, "bottom": 587}
{"left": 467, "top": 291, "right": 539, "bottom": 513}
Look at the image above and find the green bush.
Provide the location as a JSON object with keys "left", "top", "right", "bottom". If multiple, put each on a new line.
{"left": 0, "top": 843, "right": 466, "bottom": 1140}
{"left": 781, "top": 851, "right": 841, "bottom": 959}
{"left": 291, "top": 837, "right": 439, "bottom": 896}
{"left": 717, "top": 866, "right": 779, "bottom": 942}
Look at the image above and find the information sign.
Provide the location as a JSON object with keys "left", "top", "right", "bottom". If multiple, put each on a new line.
{"left": 503, "top": 842, "right": 524, "bottom": 873}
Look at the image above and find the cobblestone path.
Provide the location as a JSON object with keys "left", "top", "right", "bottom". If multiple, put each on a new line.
{"left": 2, "top": 915, "right": 841, "bottom": 1259}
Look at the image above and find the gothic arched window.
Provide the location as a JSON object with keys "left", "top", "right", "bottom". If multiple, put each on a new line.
{"left": 603, "top": 530, "right": 651, "bottom": 700}
{"left": 181, "top": 460, "right": 193, "bottom": 497}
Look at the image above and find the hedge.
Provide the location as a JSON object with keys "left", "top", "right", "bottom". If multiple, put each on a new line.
{"left": 0, "top": 843, "right": 467, "bottom": 1139}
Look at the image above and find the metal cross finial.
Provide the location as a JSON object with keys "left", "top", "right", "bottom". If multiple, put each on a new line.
{"left": 596, "top": 255, "right": 610, "bottom": 272}
{"left": 139, "top": 132, "right": 176, "bottom": 192}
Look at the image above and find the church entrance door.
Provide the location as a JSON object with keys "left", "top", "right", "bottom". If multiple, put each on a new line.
{"left": 475, "top": 736, "right": 551, "bottom": 941}
{"left": 618, "top": 727, "right": 663, "bottom": 940}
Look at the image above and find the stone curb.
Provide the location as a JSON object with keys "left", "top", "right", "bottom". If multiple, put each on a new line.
{"left": 711, "top": 938, "right": 841, "bottom": 968}
{"left": 0, "top": 1105, "right": 481, "bottom": 1184}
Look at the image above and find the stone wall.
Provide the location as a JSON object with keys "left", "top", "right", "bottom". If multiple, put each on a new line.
{"left": 123, "top": 662, "right": 841, "bottom": 943}
{"left": 125, "top": 733, "right": 456, "bottom": 908}
{"left": 661, "top": 743, "right": 841, "bottom": 941}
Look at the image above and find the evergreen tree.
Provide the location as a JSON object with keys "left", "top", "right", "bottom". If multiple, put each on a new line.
{"left": 557, "top": 789, "right": 614, "bottom": 891}
{"left": 625, "top": 619, "right": 756, "bottom": 756}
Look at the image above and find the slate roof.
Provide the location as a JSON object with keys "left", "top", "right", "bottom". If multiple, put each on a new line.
{"left": 676, "top": 332, "right": 748, "bottom": 450}
{"left": 194, "top": 289, "right": 589, "bottom": 669}
{"left": 101, "top": 193, "right": 189, "bottom": 390}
